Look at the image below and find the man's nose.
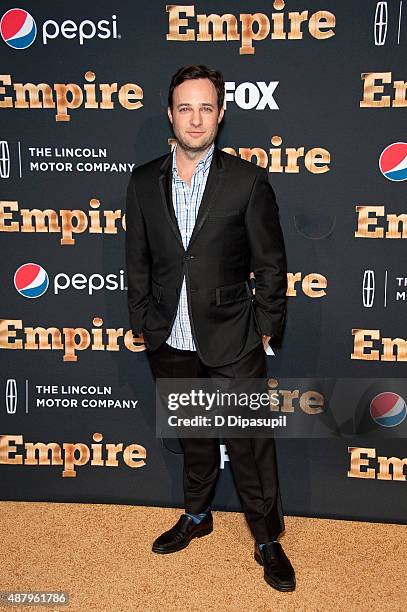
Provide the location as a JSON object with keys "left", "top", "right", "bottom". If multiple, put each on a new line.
{"left": 190, "top": 110, "right": 202, "bottom": 126}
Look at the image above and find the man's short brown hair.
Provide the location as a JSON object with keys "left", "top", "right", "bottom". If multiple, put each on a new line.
{"left": 168, "top": 64, "right": 225, "bottom": 110}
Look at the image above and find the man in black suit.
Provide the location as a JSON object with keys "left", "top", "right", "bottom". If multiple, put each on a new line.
{"left": 125, "top": 65, "right": 295, "bottom": 592}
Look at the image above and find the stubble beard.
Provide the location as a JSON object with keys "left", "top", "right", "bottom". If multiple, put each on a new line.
{"left": 173, "top": 125, "right": 218, "bottom": 157}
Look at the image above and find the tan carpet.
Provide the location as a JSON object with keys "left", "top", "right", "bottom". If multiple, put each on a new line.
{"left": 0, "top": 502, "right": 406, "bottom": 612}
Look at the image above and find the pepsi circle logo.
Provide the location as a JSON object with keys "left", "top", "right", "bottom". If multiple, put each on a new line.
{"left": 14, "top": 263, "right": 49, "bottom": 298}
{"left": 0, "top": 8, "right": 37, "bottom": 49}
{"left": 379, "top": 142, "right": 407, "bottom": 182}
{"left": 370, "top": 392, "right": 407, "bottom": 427}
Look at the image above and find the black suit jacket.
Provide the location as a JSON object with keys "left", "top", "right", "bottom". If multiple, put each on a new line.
{"left": 125, "top": 146, "right": 287, "bottom": 367}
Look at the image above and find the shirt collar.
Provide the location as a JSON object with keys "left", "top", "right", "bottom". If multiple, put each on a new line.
{"left": 172, "top": 143, "right": 215, "bottom": 179}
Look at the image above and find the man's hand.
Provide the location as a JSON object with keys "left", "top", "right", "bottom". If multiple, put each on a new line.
{"left": 262, "top": 335, "right": 271, "bottom": 351}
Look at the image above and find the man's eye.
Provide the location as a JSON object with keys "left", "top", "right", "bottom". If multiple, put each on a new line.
{"left": 202, "top": 107, "right": 212, "bottom": 112}
{"left": 179, "top": 107, "right": 188, "bottom": 112}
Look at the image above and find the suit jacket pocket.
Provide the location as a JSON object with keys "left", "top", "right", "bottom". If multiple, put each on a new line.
{"left": 207, "top": 209, "right": 243, "bottom": 220}
{"left": 215, "top": 280, "right": 252, "bottom": 306}
{"left": 151, "top": 279, "right": 162, "bottom": 303}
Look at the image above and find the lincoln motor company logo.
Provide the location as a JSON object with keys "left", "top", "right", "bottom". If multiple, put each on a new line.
{"left": 5, "top": 379, "right": 17, "bottom": 414}
{"left": 374, "top": 1, "right": 404, "bottom": 46}
{"left": 0, "top": 141, "right": 10, "bottom": 178}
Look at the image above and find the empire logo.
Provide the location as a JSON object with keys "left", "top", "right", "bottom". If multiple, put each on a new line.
{"left": 267, "top": 378, "right": 324, "bottom": 414}
{"left": 223, "top": 138, "right": 331, "bottom": 174}
{"left": 0, "top": 199, "right": 126, "bottom": 246}
{"left": 0, "top": 71, "right": 143, "bottom": 122}
{"left": 168, "top": 137, "right": 331, "bottom": 174}
{"left": 0, "top": 317, "right": 143, "bottom": 362}
{"left": 355, "top": 206, "right": 407, "bottom": 239}
{"left": 286, "top": 272, "right": 327, "bottom": 298}
{"left": 166, "top": 2, "right": 336, "bottom": 55}
{"left": 0, "top": 433, "right": 146, "bottom": 478}
{"left": 348, "top": 447, "right": 407, "bottom": 481}
{"left": 351, "top": 329, "right": 407, "bottom": 362}
{"left": 360, "top": 73, "right": 407, "bottom": 108}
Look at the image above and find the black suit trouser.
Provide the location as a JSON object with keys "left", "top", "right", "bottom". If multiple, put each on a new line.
{"left": 146, "top": 341, "right": 285, "bottom": 543}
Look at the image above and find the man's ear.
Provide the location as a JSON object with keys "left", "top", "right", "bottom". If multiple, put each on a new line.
{"left": 217, "top": 107, "right": 225, "bottom": 124}
{"left": 167, "top": 107, "right": 173, "bottom": 125}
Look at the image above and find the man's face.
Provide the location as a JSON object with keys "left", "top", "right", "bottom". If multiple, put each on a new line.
{"left": 168, "top": 78, "right": 224, "bottom": 154}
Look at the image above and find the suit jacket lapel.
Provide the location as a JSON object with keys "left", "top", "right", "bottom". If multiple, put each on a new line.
{"left": 158, "top": 146, "right": 225, "bottom": 252}
{"left": 188, "top": 147, "right": 225, "bottom": 250}
{"left": 158, "top": 153, "right": 184, "bottom": 250}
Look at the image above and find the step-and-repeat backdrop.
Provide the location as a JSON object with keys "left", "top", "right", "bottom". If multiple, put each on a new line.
{"left": 1, "top": 1, "right": 406, "bottom": 523}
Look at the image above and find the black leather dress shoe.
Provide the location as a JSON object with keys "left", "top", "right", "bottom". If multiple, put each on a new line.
{"left": 152, "top": 512, "right": 213, "bottom": 554}
{"left": 254, "top": 541, "right": 296, "bottom": 592}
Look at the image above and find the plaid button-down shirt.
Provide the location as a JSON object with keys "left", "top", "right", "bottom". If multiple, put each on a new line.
{"left": 166, "top": 143, "right": 214, "bottom": 351}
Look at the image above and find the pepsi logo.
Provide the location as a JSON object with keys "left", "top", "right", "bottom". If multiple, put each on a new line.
{"left": 0, "top": 8, "right": 37, "bottom": 49}
{"left": 379, "top": 142, "right": 407, "bottom": 182}
{"left": 14, "top": 263, "right": 49, "bottom": 298}
{"left": 370, "top": 392, "right": 407, "bottom": 427}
